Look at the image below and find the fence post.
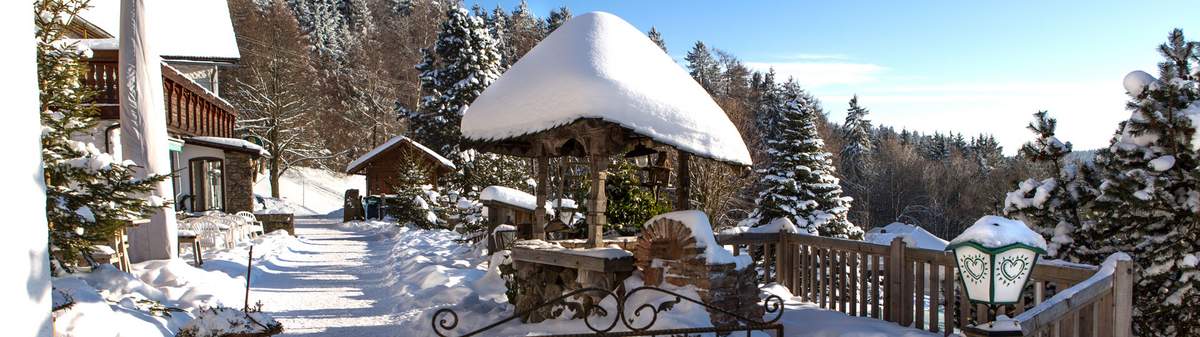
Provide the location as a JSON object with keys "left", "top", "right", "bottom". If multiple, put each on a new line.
{"left": 1113, "top": 259, "right": 1133, "bottom": 337}
{"left": 776, "top": 232, "right": 787, "bottom": 285}
{"left": 888, "top": 237, "right": 908, "bottom": 325}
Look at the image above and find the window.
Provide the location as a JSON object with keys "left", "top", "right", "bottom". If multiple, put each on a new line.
{"left": 189, "top": 157, "right": 224, "bottom": 212}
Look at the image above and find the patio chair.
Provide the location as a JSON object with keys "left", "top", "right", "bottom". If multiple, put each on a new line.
{"left": 235, "top": 211, "right": 265, "bottom": 238}
{"left": 176, "top": 218, "right": 205, "bottom": 266}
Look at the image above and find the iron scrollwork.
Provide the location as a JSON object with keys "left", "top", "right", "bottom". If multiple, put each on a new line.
{"left": 430, "top": 286, "right": 785, "bottom": 337}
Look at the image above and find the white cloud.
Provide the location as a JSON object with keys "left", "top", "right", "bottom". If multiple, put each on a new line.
{"left": 745, "top": 61, "right": 886, "bottom": 88}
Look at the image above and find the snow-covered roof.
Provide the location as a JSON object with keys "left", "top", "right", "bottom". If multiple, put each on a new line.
{"left": 461, "top": 12, "right": 752, "bottom": 166}
{"left": 949, "top": 216, "right": 1047, "bottom": 250}
{"left": 478, "top": 186, "right": 553, "bottom": 214}
{"left": 75, "top": 0, "right": 240, "bottom": 61}
{"left": 345, "top": 136, "right": 456, "bottom": 174}
{"left": 186, "top": 136, "right": 268, "bottom": 156}
{"left": 865, "top": 222, "right": 949, "bottom": 251}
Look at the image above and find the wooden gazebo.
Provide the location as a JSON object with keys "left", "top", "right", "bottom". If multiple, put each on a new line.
{"left": 462, "top": 12, "right": 753, "bottom": 250}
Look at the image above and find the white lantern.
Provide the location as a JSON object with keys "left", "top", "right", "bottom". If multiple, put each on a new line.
{"left": 947, "top": 216, "right": 1047, "bottom": 306}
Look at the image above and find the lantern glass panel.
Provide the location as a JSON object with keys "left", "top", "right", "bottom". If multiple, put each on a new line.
{"left": 954, "top": 244, "right": 993, "bottom": 303}
{"left": 993, "top": 248, "right": 1038, "bottom": 303}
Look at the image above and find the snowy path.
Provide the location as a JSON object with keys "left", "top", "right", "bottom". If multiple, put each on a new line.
{"left": 252, "top": 217, "right": 398, "bottom": 336}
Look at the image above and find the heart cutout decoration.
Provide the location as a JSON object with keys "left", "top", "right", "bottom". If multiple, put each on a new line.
{"left": 1000, "top": 257, "right": 1029, "bottom": 283}
{"left": 961, "top": 255, "right": 987, "bottom": 283}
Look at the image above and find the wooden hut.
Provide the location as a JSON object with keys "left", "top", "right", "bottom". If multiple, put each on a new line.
{"left": 345, "top": 136, "right": 455, "bottom": 196}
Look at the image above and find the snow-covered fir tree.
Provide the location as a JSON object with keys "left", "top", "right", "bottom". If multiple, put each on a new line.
{"left": 501, "top": 0, "right": 543, "bottom": 64}
{"left": 1003, "top": 111, "right": 1093, "bottom": 261}
{"left": 1078, "top": 29, "right": 1200, "bottom": 335}
{"left": 840, "top": 95, "right": 874, "bottom": 182}
{"left": 544, "top": 6, "right": 571, "bottom": 34}
{"left": 749, "top": 75, "right": 862, "bottom": 239}
{"left": 36, "top": 0, "right": 169, "bottom": 271}
{"left": 647, "top": 26, "right": 667, "bottom": 52}
{"left": 287, "top": 0, "right": 367, "bottom": 62}
{"left": 402, "top": 4, "right": 503, "bottom": 160}
{"left": 685, "top": 41, "right": 721, "bottom": 93}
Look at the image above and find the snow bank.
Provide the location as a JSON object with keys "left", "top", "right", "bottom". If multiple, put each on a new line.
{"left": 865, "top": 222, "right": 949, "bottom": 251}
{"left": 646, "top": 211, "right": 751, "bottom": 269}
{"left": 461, "top": 12, "right": 752, "bottom": 166}
{"left": 345, "top": 135, "right": 455, "bottom": 173}
{"left": 253, "top": 166, "right": 366, "bottom": 216}
{"left": 52, "top": 230, "right": 295, "bottom": 337}
{"left": 949, "top": 216, "right": 1048, "bottom": 250}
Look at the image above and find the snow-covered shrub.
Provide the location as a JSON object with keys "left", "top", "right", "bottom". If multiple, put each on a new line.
{"left": 176, "top": 306, "right": 282, "bottom": 337}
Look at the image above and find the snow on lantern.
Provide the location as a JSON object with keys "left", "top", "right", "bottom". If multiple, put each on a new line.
{"left": 947, "top": 216, "right": 1047, "bottom": 310}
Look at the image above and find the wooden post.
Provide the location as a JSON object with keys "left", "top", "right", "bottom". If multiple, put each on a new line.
{"left": 775, "top": 234, "right": 787, "bottom": 284}
{"left": 486, "top": 202, "right": 502, "bottom": 254}
{"left": 888, "top": 237, "right": 908, "bottom": 325}
{"left": 586, "top": 156, "right": 609, "bottom": 248}
{"left": 1113, "top": 259, "right": 1133, "bottom": 337}
{"left": 675, "top": 151, "right": 690, "bottom": 211}
{"left": 532, "top": 156, "right": 549, "bottom": 240}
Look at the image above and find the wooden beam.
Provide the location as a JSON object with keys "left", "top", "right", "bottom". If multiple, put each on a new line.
{"left": 532, "top": 156, "right": 549, "bottom": 240}
{"left": 586, "top": 155, "right": 609, "bottom": 248}
{"left": 675, "top": 150, "right": 691, "bottom": 211}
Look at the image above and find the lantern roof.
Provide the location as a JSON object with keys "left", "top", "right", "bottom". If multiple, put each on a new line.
{"left": 948, "top": 216, "right": 1047, "bottom": 252}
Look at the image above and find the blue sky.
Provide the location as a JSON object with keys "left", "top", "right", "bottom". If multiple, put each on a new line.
{"left": 472, "top": 0, "right": 1200, "bottom": 153}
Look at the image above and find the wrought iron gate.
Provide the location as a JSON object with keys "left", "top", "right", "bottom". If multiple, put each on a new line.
{"left": 431, "top": 286, "right": 784, "bottom": 336}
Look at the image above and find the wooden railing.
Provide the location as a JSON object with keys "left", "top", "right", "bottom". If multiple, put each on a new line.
{"left": 716, "top": 232, "right": 1133, "bottom": 337}
{"left": 82, "top": 59, "right": 237, "bottom": 138}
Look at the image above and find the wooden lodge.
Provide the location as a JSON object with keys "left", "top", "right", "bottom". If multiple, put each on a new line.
{"left": 68, "top": 0, "right": 264, "bottom": 214}
{"left": 345, "top": 136, "right": 456, "bottom": 196}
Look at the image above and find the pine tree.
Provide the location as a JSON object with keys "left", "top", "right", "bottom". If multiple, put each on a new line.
{"left": 36, "top": 0, "right": 169, "bottom": 270}
{"left": 544, "top": 6, "right": 571, "bottom": 34}
{"left": 1003, "top": 111, "right": 1093, "bottom": 261}
{"left": 750, "top": 77, "right": 862, "bottom": 239}
{"left": 1079, "top": 29, "right": 1200, "bottom": 335}
{"left": 502, "top": 0, "right": 543, "bottom": 64}
{"left": 647, "top": 26, "right": 667, "bottom": 53}
{"left": 402, "top": 4, "right": 503, "bottom": 161}
{"left": 685, "top": 41, "right": 721, "bottom": 93}
{"left": 840, "top": 95, "right": 874, "bottom": 181}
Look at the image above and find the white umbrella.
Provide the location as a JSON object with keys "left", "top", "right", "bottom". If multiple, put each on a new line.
{"left": 119, "top": 0, "right": 177, "bottom": 261}
{"left": 3, "top": 1, "right": 52, "bottom": 335}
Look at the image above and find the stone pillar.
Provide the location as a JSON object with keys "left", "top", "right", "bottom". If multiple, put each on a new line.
{"left": 586, "top": 156, "right": 609, "bottom": 248}
{"left": 532, "top": 156, "right": 549, "bottom": 240}
{"left": 224, "top": 151, "right": 256, "bottom": 213}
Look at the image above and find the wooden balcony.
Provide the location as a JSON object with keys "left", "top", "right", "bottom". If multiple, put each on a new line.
{"left": 82, "top": 54, "right": 236, "bottom": 138}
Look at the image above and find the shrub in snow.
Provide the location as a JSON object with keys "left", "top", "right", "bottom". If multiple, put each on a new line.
{"left": 748, "top": 74, "right": 862, "bottom": 239}
{"left": 176, "top": 307, "right": 282, "bottom": 337}
{"left": 604, "top": 160, "right": 671, "bottom": 234}
{"left": 36, "top": 0, "right": 171, "bottom": 271}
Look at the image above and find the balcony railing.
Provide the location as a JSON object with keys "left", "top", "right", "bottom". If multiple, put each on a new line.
{"left": 82, "top": 58, "right": 237, "bottom": 138}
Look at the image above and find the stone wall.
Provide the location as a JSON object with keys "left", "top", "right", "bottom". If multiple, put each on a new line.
{"left": 223, "top": 150, "right": 256, "bottom": 213}
{"left": 635, "top": 218, "right": 763, "bottom": 327}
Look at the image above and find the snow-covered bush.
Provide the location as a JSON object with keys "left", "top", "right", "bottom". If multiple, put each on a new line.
{"left": 176, "top": 306, "right": 282, "bottom": 337}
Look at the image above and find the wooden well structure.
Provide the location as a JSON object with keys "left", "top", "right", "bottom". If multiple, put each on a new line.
{"left": 459, "top": 11, "right": 754, "bottom": 318}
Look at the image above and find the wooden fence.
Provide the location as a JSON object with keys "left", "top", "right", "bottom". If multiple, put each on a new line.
{"left": 716, "top": 232, "right": 1133, "bottom": 337}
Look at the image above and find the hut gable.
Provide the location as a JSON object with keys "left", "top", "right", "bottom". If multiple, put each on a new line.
{"left": 347, "top": 136, "right": 456, "bottom": 196}
{"left": 461, "top": 12, "right": 751, "bottom": 166}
